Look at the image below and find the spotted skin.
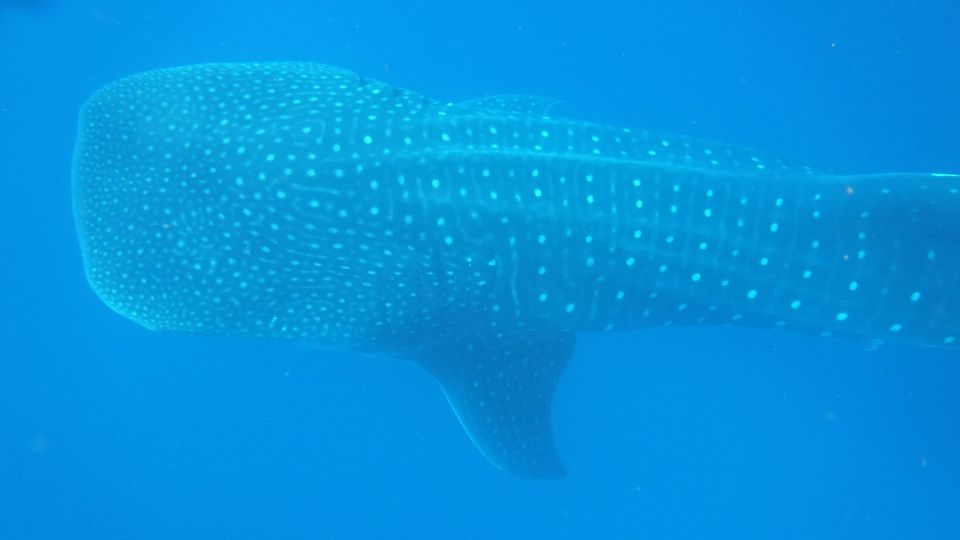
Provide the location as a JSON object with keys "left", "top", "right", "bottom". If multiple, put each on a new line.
{"left": 73, "top": 63, "right": 959, "bottom": 476}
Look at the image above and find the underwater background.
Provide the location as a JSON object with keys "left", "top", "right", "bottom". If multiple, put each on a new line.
{"left": 1, "top": 0, "right": 959, "bottom": 538}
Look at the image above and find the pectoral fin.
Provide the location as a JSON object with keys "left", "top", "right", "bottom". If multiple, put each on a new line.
{"left": 412, "top": 329, "right": 575, "bottom": 477}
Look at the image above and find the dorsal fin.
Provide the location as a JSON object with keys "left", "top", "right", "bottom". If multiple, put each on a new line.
{"left": 458, "top": 94, "right": 563, "bottom": 116}
{"left": 411, "top": 328, "right": 575, "bottom": 477}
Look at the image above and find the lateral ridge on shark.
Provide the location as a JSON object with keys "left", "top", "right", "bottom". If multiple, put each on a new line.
{"left": 72, "top": 63, "right": 959, "bottom": 477}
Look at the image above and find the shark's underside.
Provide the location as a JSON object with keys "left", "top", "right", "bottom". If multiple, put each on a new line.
{"left": 72, "top": 63, "right": 959, "bottom": 476}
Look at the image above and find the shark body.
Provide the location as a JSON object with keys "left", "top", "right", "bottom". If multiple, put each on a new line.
{"left": 73, "top": 63, "right": 959, "bottom": 476}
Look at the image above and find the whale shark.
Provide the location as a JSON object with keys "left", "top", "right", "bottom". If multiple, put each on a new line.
{"left": 72, "top": 62, "right": 959, "bottom": 477}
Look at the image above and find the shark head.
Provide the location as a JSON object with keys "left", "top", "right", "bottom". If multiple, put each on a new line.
{"left": 74, "top": 63, "right": 431, "bottom": 344}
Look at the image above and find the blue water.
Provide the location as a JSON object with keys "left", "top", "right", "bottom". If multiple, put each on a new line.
{"left": 2, "top": 1, "right": 959, "bottom": 538}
